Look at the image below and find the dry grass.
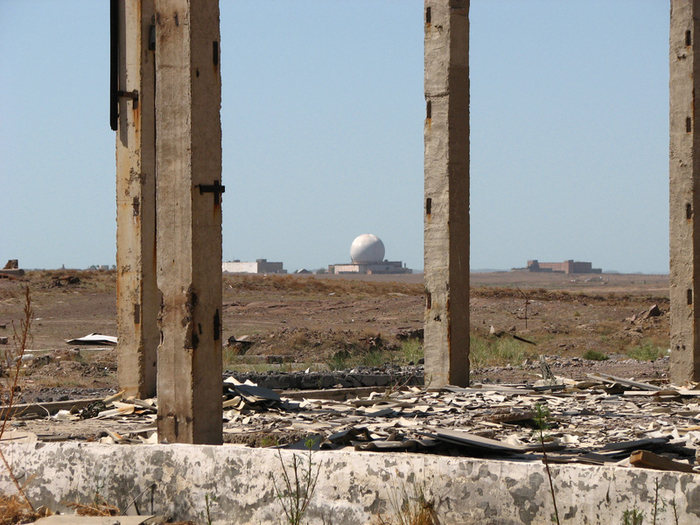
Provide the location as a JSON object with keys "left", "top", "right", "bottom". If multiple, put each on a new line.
{"left": 375, "top": 474, "right": 441, "bottom": 525}
{"left": 223, "top": 274, "right": 423, "bottom": 298}
{"left": 66, "top": 496, "right": 119, "bottom": 517}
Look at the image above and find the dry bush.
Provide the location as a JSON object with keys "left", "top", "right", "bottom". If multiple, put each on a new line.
{"left": 0, "top": 495, "right": 47, "bottom": 525}
{"left": 0, "top": 287, "right": 38, "bottom": 522}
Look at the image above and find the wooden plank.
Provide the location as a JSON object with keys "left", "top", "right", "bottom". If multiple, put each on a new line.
{"left": 629, "top": 450, "right": 697, "bottom": 473}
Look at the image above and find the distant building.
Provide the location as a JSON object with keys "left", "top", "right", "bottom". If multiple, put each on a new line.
{"left": 222, "top": 259, "right": 286, "bottom": 274}
{"left": 513, "top": 260, "right": 602, "bottom": 275}
{"left": 328, "top": 234, "right": 412, "bottom": 275}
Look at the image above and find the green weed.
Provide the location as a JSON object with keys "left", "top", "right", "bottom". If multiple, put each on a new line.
{"left": 398, "top": 340, "right": 423, "bottom": 365}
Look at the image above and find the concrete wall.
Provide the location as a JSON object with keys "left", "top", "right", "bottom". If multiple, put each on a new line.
{"left": 2, "top": 443, "right": 699, "bottom": 525}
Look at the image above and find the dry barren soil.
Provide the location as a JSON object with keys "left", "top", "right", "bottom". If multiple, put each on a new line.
{"left": 0, "top": 270, "right": 672, "bottom": 403}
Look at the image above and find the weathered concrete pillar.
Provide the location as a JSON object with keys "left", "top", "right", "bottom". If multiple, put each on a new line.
{"left": 423, "top": 0, "right": 470, "bottom": 387}
{"left": 670, "top": 0, "right": 700, "bottom": 384}
{"left": 116, "top": 0, "right": 159, "bottom": 399}
{"left": 155, "top": 0, "right": 223, "bottom": 444}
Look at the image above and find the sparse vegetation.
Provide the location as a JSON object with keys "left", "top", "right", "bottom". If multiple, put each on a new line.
{"left": 583, "top": 349, "right": 609, "bottom": 361}
{"left": 470, "top": 334, "right": 532, "bottom": 368}
{"left": 321, "top": 338, "right": 422, "bottom": 371}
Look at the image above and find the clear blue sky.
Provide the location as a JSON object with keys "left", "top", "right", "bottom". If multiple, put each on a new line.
{"left": 0, "top": 1, "right": 670, "bottom": 274}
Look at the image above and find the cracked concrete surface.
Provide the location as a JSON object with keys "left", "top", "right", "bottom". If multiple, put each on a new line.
{"left": 2, "top": 442, "right": 699, "bottom": 524}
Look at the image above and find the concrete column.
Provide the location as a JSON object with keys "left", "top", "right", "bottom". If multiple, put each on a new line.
{"left": 155, "top": 0, "right": 223, "bottom": 444}
{"left": 670, "top": 0, "right": 700, "bottom": 384}
{"left": 116, "top": 0, "right": 159, "bottom": 399}
{"left": 423, "top": 0, "right": 470, "bottom": 387}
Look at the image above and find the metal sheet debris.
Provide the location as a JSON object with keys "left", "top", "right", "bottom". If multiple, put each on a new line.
{"left": 65, "top": 333, "right": 118, "bottom": 346}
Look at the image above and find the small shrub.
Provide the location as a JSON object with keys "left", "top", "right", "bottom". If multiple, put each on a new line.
{"left": 628, "top": 340, "right": 664, "bottom": 361}
{"left": 583, "top": 350, "right": 609, "bottom": 361}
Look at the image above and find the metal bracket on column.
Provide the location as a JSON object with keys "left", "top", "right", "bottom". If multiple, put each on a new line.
{"left": 196, "top": 181, "right": 226, "bottom": 204}
{"left": 118, "top": 90, "right": 140, "bottom": 109}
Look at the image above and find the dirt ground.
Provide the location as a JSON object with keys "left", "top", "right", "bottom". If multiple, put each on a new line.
{"left": 0, "top": 269, "right": 672, "bottom": 404}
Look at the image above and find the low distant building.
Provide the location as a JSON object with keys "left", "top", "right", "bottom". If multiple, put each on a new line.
{"left": 513, "top": 260, "right": 602, "bottom": 275}
{"left": 222, "top": 259, "right": 286, "bottom": 274}
{"left": 328, "top": 233, "right": 412, "bottom": 275}
{"left": 329, "top": 260, "right": 411, "bottom": 275}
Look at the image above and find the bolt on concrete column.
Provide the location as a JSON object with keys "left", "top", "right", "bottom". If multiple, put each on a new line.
{"left": 116, "top": 0, "right": 159, "bottom": 399}
{"left": 155, "top": 0, "right": 223, "bottom": 444}
{"left": 423, "top": 0, "right": 470, "bottom": 387}
{"left": 670, "top": 0, "right": 700, "bottom": 384}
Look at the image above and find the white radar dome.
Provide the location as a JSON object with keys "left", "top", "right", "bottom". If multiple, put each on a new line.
{"left": 350, "top": 234, "right": 385, "bottom": 263}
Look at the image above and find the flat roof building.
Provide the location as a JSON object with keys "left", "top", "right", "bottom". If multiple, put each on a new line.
{"left": 513, "top": 260, "right": 602, "bottom": 275}
{"left": 222, "top": 259, "right": 286, "bottom": 274}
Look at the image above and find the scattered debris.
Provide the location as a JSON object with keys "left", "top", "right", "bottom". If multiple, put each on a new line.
{"left": 48, "top": 274, "right": 81, "bottom": 287}
{"left": 225, "top": 334, "right": 253, "bottom": 354}
{"left": 5, "top": 368, "right": 700, "bottom": 474}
